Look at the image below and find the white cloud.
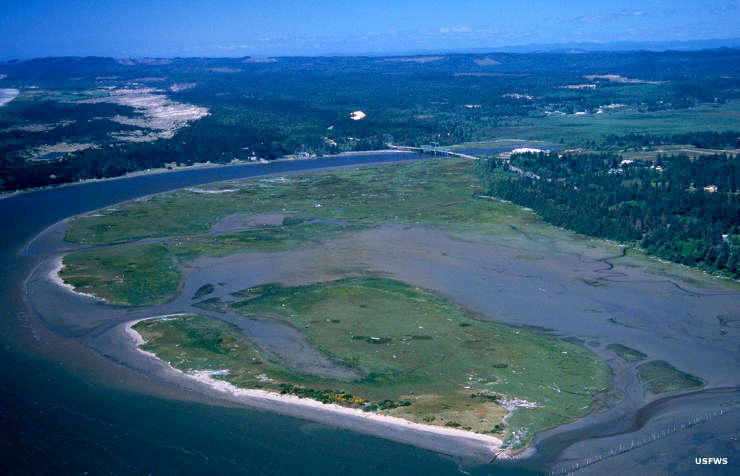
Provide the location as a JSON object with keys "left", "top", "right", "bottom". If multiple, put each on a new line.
{"left": 439, "top": 26, "right": 472, "bottom": 34}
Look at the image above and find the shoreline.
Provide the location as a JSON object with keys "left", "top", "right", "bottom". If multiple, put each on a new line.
{"left": 0, "top": 149, "right": 417, "bottom": 202}
{"left": 124, "top": 317, "right": 513, "bottom": 461}
{"left": 48, "top": 255, "right": 105, "bottom": 301}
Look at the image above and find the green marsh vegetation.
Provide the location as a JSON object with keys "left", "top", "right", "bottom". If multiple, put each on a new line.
{"left": 62, "top": 159, "right": 537, "bottom": 305}
{"left": 134, "top": 277, "right": 610, "bottom": 448}
{"left": 636, "top": 360, "right": 704, "bottom": 395}
{"left": 62, "top": 222, "right": 353, "bottom": 305}
{"left": 59, "top": 244, "right": 179, "bottom": 306}
{"left": 193, "top": 283, "right": 215, "bottom": 300}
{"left": 65, "top": 159, "right": 534, "bottom": 245}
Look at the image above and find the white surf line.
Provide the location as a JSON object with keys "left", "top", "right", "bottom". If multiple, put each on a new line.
{"left": 125, "top": 317, "right": 512, "bottom": 459}
{"left": 125, "top": 316, "right": 188, "bottom": 360}
{"left": 49, "top": 255, "right": 104, "bottom": 301}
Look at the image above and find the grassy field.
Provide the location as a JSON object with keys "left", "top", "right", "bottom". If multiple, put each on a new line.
{"left": 135, "top": 277, "right": 610, "bottom": 448}
{"left": 60, "top": 244, "right": 180, "bottom": 305}
{"left": 482, "top": 101, "right": 740, "bottom": 147}
{"left": 636, "top": 360, "right": 704, "bottom": 395}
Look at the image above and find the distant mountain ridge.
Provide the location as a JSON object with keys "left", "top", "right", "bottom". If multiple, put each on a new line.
{"left": 2, "top": 48, "right": 740, "bottom": 82}
{"left": 2, "top": 38, "right": 740, "bottom": 64}
{"left": 449, "top": 37, "right": 740, "bottom": 54}
{"left": 288, "top": 37, "right": 740, "bottom": 57}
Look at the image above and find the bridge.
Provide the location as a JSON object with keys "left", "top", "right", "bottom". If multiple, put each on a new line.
{"left": 387, "top": 143, "right": 541, "bottom": 179}
{"left": 386, "top": 143, "right": 479, "bottom": 160}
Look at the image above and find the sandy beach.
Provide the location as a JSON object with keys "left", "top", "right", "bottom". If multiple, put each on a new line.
{"left": 125, "top": 317, "right": 511, "bottom": 460}
{"left": 48, "top": 255, "right": 103, "bottom": 301}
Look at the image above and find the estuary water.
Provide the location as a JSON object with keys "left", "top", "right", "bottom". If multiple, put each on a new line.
{"left": 0, "top": 153, "right": 534, "bottom": 475}
{"left": 2, "top": 152, "right": 737, "bottom": 475}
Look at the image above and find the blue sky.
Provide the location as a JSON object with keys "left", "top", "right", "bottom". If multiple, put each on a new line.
{"left": 1, "top": 0, "right": 739, "bottom": 58}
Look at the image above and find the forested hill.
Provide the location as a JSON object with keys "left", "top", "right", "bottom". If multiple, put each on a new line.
{"left": 482, "top": 153, "right": 740, "bottom": 278}
{"left": 2, "top": 49, "right": 740, "bottom": 192}
{"left": 603, "top": 131, "right": 740, "bottom": 150}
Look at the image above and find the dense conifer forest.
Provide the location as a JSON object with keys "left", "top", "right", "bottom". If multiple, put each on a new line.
{"left": 482, "top": 152, "right": 740, "bottom": 278}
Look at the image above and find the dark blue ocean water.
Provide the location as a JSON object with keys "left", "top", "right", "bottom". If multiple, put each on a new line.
{"left": 0, "top": 154, "right": 538, "bottom": 475}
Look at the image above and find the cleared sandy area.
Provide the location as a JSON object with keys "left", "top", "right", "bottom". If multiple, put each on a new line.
{"left": 474, "top": 57, "right": 501, "bottom": 66}
{"left": 562, "top": 84, "right": 596, "bottom": 90}
{"left": 29, "top": 141, "right": 97, "bottom": 159}
{"left": 83, "top": 87, "right": 209, "bottom": 141}
{"left": 0, "top": 88, "right": 19, "bottom": 106}
{"left": 584, "top": 74, "right": 663, "bottom": 85}
{"left": 169, "top": 82, "right": 196, "bottom": 92}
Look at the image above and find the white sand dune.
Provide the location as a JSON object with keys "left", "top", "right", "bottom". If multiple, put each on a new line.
{"left": 84, "top": 87, "right": 209, "bottom": 141}
{"left": 0, "top": 88, "right": 19, "bottom": 106}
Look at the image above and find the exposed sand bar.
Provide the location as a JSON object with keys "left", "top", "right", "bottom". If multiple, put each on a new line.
{"left": 125, "top": 319, "right": 511, "bottom": 462}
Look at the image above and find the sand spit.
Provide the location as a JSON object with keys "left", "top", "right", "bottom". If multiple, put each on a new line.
{"left": 49, "top": 255, "right": 103, "bottom": 301}
{"left": 126, "top": 319, "right": 511, "bottom": 460}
